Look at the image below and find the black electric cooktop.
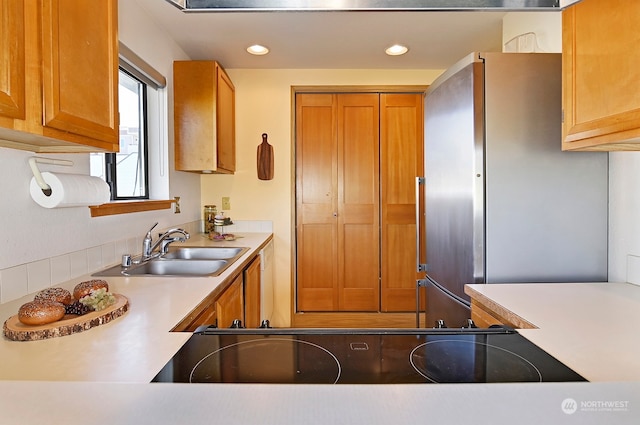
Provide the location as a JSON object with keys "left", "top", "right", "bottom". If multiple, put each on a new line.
{"left": 152, "top": 327, "right": 586, "bottom": 384}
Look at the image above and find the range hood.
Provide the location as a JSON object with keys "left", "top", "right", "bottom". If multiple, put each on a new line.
{"left": 167, "top": 0, "right": 578, "bottom": 12}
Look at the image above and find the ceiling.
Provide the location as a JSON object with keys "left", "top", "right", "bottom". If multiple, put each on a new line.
{"left": 132, "top": 0, "right": 561, "bottom": 70}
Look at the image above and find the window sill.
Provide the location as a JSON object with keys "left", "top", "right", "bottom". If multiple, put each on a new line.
{"left": 89, "top": 199, "right": 175, "bottom": 217}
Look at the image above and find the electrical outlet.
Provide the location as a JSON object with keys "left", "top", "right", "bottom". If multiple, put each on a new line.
{"left": 222, "top": 197, "right": 231, "bottom": 210}
{"left": 174, "top": 196, "right": 181, "bottom": 213}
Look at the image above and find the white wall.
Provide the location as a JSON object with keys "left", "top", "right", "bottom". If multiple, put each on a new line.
{"left": 502, "top": 12, "right": 562, "bottom": 53}
{"left": 609, "top": 153, "right": 640, "bottom": 283}
{"left": 0, "top": 0, "right": 200, "bottom": 303}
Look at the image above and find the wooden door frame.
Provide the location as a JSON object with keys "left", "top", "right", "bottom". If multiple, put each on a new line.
{"left": 290, "top": 85, "right": 428, "bottom": 328}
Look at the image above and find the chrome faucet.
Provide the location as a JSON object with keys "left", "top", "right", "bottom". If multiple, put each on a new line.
{"left": 140, "top": 222, "right": 190, "bottom": 261}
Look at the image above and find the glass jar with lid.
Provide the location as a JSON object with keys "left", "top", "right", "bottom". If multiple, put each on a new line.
{"left": 203, "top": 205, "right": 217, "bottom": 233}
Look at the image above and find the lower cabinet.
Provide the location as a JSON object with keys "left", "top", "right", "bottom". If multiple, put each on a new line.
{"left": 469, "top": 298, "right": 536, "bottom": 330}
{"left": 214, "top": 274, "right": 244, "bottom": 328}
{"left": 243, "top": 256, "right": 261, "bottom": 328}
{"left": 173, "top": 255, "right": 261, "bottom": 332}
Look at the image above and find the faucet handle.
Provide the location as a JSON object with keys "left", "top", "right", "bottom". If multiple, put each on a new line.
{"left": 146, "top": 222, "right": 158, "bottom": 237}
{"left": 121, "top": 254, "right": 132, "bottom": 267}
{"left": 142, "top": 222, "right": 158, "bottom": 258}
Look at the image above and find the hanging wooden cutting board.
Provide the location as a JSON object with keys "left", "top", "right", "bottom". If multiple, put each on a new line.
{"left": 3, "top": 294, "right": 129, "bottom": 341}
{"left": 257, "top": 133, "right": 274, "bottom": 180}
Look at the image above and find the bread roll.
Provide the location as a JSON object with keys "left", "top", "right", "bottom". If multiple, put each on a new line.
{"left": 73, "top": 279, "right": 109, "bottom": 300}
{"left": 18, "top": 301, "right": 65, "bottom": 326}
{"left": 34, "top": 287, "right": 72, "bottom": 305}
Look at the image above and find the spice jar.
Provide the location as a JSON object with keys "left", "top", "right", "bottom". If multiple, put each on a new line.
{"left": 203, "top": 205, "right": 217, "bottom": 233}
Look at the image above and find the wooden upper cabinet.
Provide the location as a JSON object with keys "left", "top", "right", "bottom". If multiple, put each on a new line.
{"left": 0, "top": 0, "right": 26, "bottom": 121}
{"left": 174, "top": 61, "right": 236, "bottom": 173}
{"left": 562, "top": 0, "right": 640, "bottom": 150}
{"left": 0, "top": 0, "right": 119, "bottom": 153}
{"left": 41, "top": 0, "right": 119, "bottom": 147}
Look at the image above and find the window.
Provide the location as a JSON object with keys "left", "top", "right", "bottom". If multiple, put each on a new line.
{"left": 91, "top": 69, "right": 149, "bottom": 199}
{"left": 91, "top": 43, "right": 167, "bottom": 202}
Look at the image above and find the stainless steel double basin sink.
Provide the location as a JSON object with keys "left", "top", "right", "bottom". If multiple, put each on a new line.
{"left": 94, "top": 246, "right": 249, "bottom": 277}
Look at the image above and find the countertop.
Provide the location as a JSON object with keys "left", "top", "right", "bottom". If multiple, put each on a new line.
{"left": 465, "top": 282, "right": 640, "bottom": 382}
{"left": 0, "top": 255, "right": 639, "bottom": 424}
{"left": 0, "top": 232, "right": 273, "bottom": 383}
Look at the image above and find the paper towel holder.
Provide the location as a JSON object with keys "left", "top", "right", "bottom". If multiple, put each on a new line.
{"left": 28, "top": 157, "right": 73, "bottom": 197}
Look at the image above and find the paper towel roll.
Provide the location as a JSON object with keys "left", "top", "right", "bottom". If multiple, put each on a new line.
{"left": 29, "top": 172, "right": 111, "bottom": 208}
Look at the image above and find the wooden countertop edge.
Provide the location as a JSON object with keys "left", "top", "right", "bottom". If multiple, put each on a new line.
{"left": 464, "top": 285, "right": 538, "bottom": 329}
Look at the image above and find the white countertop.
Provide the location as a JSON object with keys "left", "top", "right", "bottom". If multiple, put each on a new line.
{"left": 1, "top": 256, "right": 639, "bottom": 424}
{"left": 465, "top": 282, "right": 640, "bottom": 382}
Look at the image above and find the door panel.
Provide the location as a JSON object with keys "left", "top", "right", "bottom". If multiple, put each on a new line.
{"left": 380, "top": 93, "right": 424, "bottom": 312}
{"left": 296, "top": 94, "right": 338, "bottom": 311}
{"left": 337, "top": 94, "right": 379, "bottom": 311}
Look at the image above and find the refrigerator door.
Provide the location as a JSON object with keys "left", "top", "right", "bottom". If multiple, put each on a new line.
{"left": 424, "top": 54, "right": 485, "bottom": 305}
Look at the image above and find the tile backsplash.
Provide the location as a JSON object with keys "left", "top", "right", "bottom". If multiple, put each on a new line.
{"left": 0, "top": 220, "right": 272, "bottom": 304}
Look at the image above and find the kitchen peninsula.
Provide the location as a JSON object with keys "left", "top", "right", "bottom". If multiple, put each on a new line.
{"left": 1, "top": 258, "right": 639, "bottom": 424}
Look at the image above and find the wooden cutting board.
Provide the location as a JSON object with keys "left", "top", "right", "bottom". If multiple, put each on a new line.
{"left": 257, "top": 133, "right": 274, "bottom": 180}
{"left": 3, "top": 294, "right": 129, "bottom": 341}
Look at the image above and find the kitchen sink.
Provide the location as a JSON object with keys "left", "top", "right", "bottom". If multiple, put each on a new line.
{"left": 93, "top": 247, "right": 249, "bottom": 277}
{"left": 162, "top": 246, "right": 248, "bottom": 260}
{"left": 124, "top": 259, "right": 228, "bottom": 276}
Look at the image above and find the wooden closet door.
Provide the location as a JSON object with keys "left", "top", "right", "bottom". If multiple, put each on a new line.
{"left": 380, "top": 93, "right": 424, "bottom": 311}
{"left": 296, "top": 93, "right": 338, "bottom": 311}
{"left": 337, "top": 94, "right": 380, "bottom": 311}
{"left": 296, "top": 93, "right": 380, "bottom": 312}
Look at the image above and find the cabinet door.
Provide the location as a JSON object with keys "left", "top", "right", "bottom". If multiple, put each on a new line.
{"left": 380, "top": 93, "right": 425, "bottom": 311}
{"left": 562, "top": 0, "right": 640, "bottom": 150}
{"left": 0, "top": 0, "right": 25, "bottom": 120}
{"left": 243, "top": 256, "right": 261, "bottom": 328}
{"left": 216, "top": 64, "right": 236, "bottom": 172}
{"left": 215, "top": 274, "right": 244, "bottom": 328}
{"left": 41, "top": 0, "right": 119, "bottom": 147}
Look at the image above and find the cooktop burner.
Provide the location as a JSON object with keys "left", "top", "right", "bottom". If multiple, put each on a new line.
{"left": 152, "top": 327, "right": 586, "bottom": 384}
{"left": 190, "top": 338, "right": 342, "bottom": 384}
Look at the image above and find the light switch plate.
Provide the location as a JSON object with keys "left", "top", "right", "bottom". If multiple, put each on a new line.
{"left": 222, "top": 197, "right": 231, "bottom": 210}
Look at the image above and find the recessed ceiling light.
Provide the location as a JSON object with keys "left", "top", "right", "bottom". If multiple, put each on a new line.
{"left": 385, "top": 44, "right": 409, "bottom": 56}
{"left": 247, "top": 44, "right": 269, "bottom": 55}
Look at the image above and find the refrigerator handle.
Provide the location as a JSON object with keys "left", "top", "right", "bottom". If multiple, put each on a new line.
{"left": 416, "top": 177, "right": 426, "bottom": 273}
{"left": 416, "top": 176, "right": 426, "bottom": 328}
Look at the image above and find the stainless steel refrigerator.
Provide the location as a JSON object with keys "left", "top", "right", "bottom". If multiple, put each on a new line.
{"left": 421, "top": 52, "right": 608, "bottom": 327}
